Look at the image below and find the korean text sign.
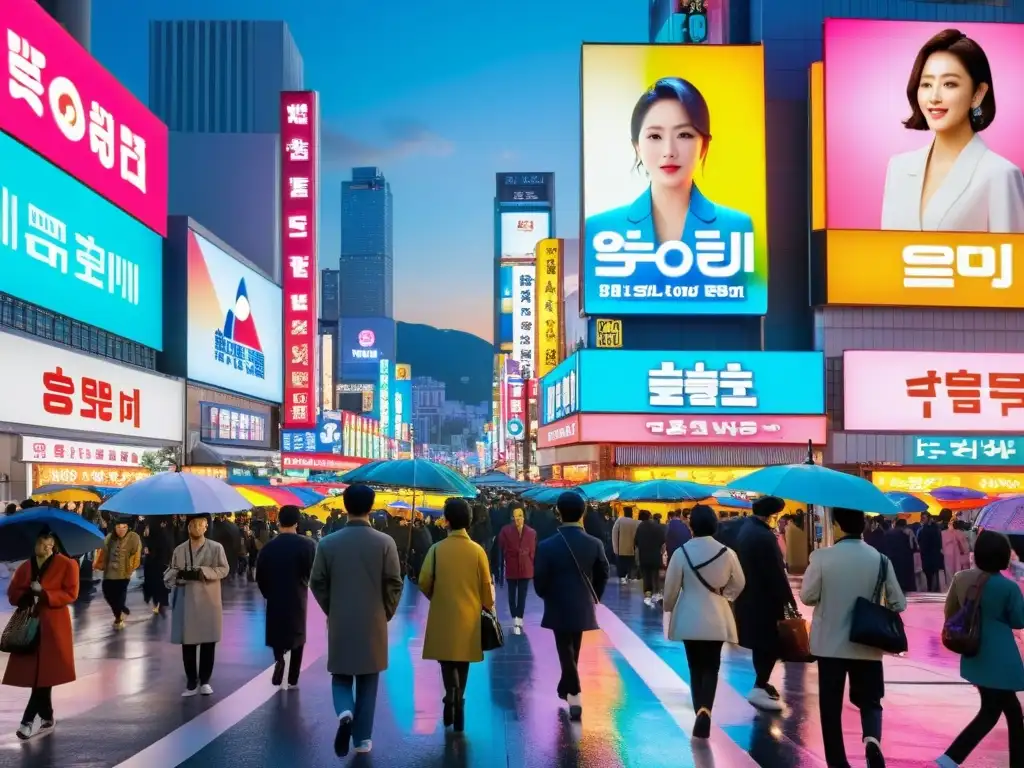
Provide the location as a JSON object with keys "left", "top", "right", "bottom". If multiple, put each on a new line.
{"left": 845, "top": 350, "right": 1024, "bottom": 432}
{"left": 0, "top": 330, "right": 183, "bottom": 441}
{"left": 908, "top": 435, "right": 1024, "bottom": 467}
{"left": 280, "top": 91, "right": 319, "bottom": 427}
{"left": 569, "top": 350, "right": 824, "bottom": 417}
{"left": 186, "top": 230, "right": 282, "bottom": 403}
{"left": 2, "top": 0, "right": 168, "bottom": 235}
{"left": 540, "top": 354, "right": 579, "bottom": 426}
{"left": 823, "top": 20, "right": 1024, "bottom": 310}
{"left": 581, "top": 44, "right": 768, "bottom": 316}
{"left": 378, "top": 359, "right": 392, "bottom": 439}
{"left": 511, "top": 263, "right": 536, "bottom": 378}
{"left": 0, "top": 130, "right": 162, "bottom": 348}
{"left": 533, "top": 238, "right": 563, "bottom": 378}
{"left": 21, "top": 436, "right": 149, "bottom": 467}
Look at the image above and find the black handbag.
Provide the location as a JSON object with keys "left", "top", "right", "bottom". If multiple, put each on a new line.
{"left": 850, "top": 554, "right": 908, "bottom": 654}
{"left": 432, "top": 543, "right": 504, "bottom": 652}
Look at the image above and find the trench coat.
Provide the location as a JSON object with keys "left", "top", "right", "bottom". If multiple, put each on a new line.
{"left": 256, "top": 532, "right": 316, "bottom": 650}
{"left": 3, "top": 554, "right": 79, "bottom": 688}
{"left": 418, "top": 530, "right": 494, "bottom": 663}
{"left": 497, "top": 522, "right": 536, "bottom": 580}
{"left": 733, "top": 516, "right": 795, "bottom": 651}
{"left": 164, "top": 538, "right": 230, "bottom": 645}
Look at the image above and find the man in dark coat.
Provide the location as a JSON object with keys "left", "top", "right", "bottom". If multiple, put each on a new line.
{"left": 917, "top": 513, "right": 943, "bottom": 591}
{"left": 530, "top": 504, "right": 560, "bottom": 543}
{"left": 882, "top": 519, "right": 916, "bottom": 594}
{"left": 533, "top": 492, "right": 610, "bottom": 722}
{"left": 209, "top": 515, "right": 243, "bottom": 580}
{"left": 733, "top": 495, "right": 794, "bottom": 712}
{"left": 256, "top": 505, "right": 316, "bottom": 688}
{"left": 665, "top": 510, "right": 691, "bottom": 563}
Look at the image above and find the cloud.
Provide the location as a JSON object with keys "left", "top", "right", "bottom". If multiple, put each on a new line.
{"left": 319, "top": 120, "right": 455, "bottom": 169}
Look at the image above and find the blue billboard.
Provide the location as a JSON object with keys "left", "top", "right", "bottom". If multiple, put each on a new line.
{"left": 281, "top": 412, "right": 343, "bottom": 454}
{"left": 339, "top": 317, "right": 396, "bottom": 381}
{"left": 908, "top": 436, "right": 1024, "bottom": 467}
{"left": 0, "top": 130, "right": 163, "bottom": 348}
{"left": 540, "top": 354, "right": 580, "bottom": 426}
{"left": 498, "top": 264, "right": 514, "bottom": 345}
{"left": 393, "top": 364, "right": 413, "bottom": 442}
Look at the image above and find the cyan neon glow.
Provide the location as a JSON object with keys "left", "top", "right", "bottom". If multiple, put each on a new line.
{"left": 908, "top": 435, "right": 1024, "bottom": 467}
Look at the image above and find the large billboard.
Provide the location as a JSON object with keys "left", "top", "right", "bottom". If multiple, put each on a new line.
{"left": 0, "top": 130, "right": 163, "bottom": 348}
{"left": 339, "top": 317, "right": 396, "bottom": 381}
{"left": 200, "top": 402, "right": 270, "bottom": 448}
{"left": 845, "top": 350, "right": 1024, "bottom": 433}
{"left": 186, "top": 230, "right": 283, "bottom": 403}
{"left": 1, "top": 0, "right": 168, "bottom": 235}
{"left": 280, "top": 91, "right": 320, "bottom": 427}
{"left": 496, "top": 173, "right": 553, "bottom": 204}
{"left": 498, "top": 264, "right": 514, "bottom": 346}
{"left": 534, "top": 238, "right": 563, "bottom": 379}
{"left": 581, "top": 44, "right": 768, "bottom": 316}
{"left": 824, "top": 20, "right": 1024, "bottom": 309}
{"left": 500, "top": 212, "right": 550, "bottom": 262}
{"left": 511, "top": 264, "right": 536, "bottom": 378}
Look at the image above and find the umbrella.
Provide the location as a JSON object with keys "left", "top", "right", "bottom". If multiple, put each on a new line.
{"left": 472, "top": 471, "right": 527, "bottom": 488}
{"left": 529, "top": 487, "right": 585, "bottom": 506}
{"left": 99, "top": 472, "right": 252, "bottom": 516}
{"left": 883, "top": 491, "right": 929, "bottom": 515}
{"left": 336, "top": 460, "right": 388, "bottom": 485}
{"left": 577, "top": 480, "right": 633, "bottom": 502}
{"left": 0, "top": 508, "right": 105, "bottom": 560}
{"left": 341, "top": 459, "right": 478, "bottom": 497}
{"left": 974, "top": 496, "right": 1024, "bottom": 534}
{"left": 727, "top": 464, "right": 899, "bottom": 515}
{"left": 31, "top": 484, "right": 105, "bottom": 503}
{"left": 617, "top": 479, "right": 715, "bottom": 504}
{"left": 930, "top": 486, "right": 988, "bottom": 502}
{"left": 388, "top": 501, "right": 412, "bottom": 510}
{"left": 233, "top": 485, "right": 323, "bottom": 509}
{"left": 711, "top": 491, "right": 753, "bottom": 510}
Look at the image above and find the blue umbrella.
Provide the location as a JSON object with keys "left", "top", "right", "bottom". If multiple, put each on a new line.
{"left": 341, "top": 459, "right": 478, "bottom": 497}
{"left": 0, "top": 508, "right": 105, "bottom": 560}
{"left": 530, "top": 487, "right": 585, "bottom": 506}
{"left": 577, "top": 480, "right": 633, "bottom": 502}
{"left": 99, "top": 472, "right": 252, "bottom": 516}
{"left": 472, "top": 471, "right": 527, "bottom": 488}
{"left": 617, "top": 479, "right": 715, "bottom": 504}
{"left": 712, "top": 490, "right": 753, "bottom": 510}
{"left": 883, "top": 491, "right": 929, "bottom": 515}
{"left": 388, "top": 501, "right": 412, "bottom": 510}
{"left": 931, "top": 486, "right": 987, "bottom": 502}
{"left": 727, "top": 464, "right": 899, "bottom": 515}
{"left": 338, "top": 460, "right": 387, "bottom": 484}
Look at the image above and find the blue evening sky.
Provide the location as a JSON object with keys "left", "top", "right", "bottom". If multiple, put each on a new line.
{"left": 91, "top": 0, "right": 645, "bottom": 340}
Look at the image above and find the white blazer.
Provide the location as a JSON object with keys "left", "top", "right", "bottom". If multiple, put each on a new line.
{"left": 663, "top": 536, "right": 745, "bottom": 644}
{"left": 880, "top": 134, "right": 1024, "bottom": 233}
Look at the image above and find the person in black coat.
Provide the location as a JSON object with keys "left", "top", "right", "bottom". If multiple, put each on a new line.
{"left": 142, "top": 518, "right": 174, "bottom": 612}
{"left": 882, "top": 519, "right": 917, "bottom": 594}
{"left": 408, "top": 517, "right": 432, "bottom": 584}
{"left": 209, "top": 515, "right": 243, "bottom": 580}
{"left": 530, "top": 505, "right": 560, "bottom": 543}
{"left": 917, "top": 513, "right": 944, "bottom": 591}
{"left": 634, "top": 510, "right": 666, "bottom": 603}
{"left": 256, "top": 505, "right": 317, "bottom": 688}
{"left": 732, "top": 496, "right": 795, "bottom": 712}
{"left": 533, "top": 492, "right": 610, "bottom": 722}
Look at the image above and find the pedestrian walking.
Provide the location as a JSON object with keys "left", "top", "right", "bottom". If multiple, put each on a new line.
{"left": 801, "top": 506, "right": 907, "bottom": 768}
{"left": 941, "top": 519, "right": 970, "bottom": 585}
{"left": 5, "top": 529, "right": 79, "bottom": 740}
{"left": 408, "top": 515, "right": 432, "bottom": 584}
{"left": 918, "top": 514, "right": 944, "bottom": 591}
{"left": 635, "top": 509, "right": 666, "bottom": 605}
{"left": 256, "top": 504, "right": 316, "bottom": 689}
{"left": 418, "top": 497, "right": 494, "bottom": 733}
{"left": 142, "top": 518, "right": 174, "bottom": 614}
{"left": 611, "top": 508, "right": 639, "bottom": 583}
{"left": 310, "top": 484, "right": 403, "bottom": 757}
{"left": 665, "top": 509, "right": 691, "bottom": 564}
{"left": 497, "top": 506, "right": 537, "bottom": 634}
{"left": 533, "top": 492, "right": 610, "bottom": 721}
{"left": 94, "top": 516, "right": 142, "bottom": 630}
{"left": 663, "top": 504, "right": 745, "bottom": 738}
{"left": 164, "top": 513, "right": 230, "bottom": 697}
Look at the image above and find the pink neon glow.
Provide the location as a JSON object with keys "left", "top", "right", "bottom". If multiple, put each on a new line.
{"left": 578, "top": 413, "right": 826, "bottom": 445}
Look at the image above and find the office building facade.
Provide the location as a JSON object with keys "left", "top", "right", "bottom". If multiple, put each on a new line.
{"left": 340, "top": 167, "right": 393, "bottom": 318}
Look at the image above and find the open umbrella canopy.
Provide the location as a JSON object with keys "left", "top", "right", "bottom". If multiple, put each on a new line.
{"left": 528, "top": 487, "right": 585, "bottom": 506}
{"left": 727, "top": 464, "right": 899, "bottom": 515}
{"left": 388, "top": 501, "right": 412, "bottom": 510}
{"left": 576, "top": 480, "right": 633, "bottom": 502}
{"left": 711, "top": 491, "right": 753, "bottom": 510}
{"left": 617, "top": 479, "right": 715, "bottom": 504}
{"left": 472, "top": 470, "right": 527, "bottom": 488}
{"left": 341, "top": 459, "right": 478, "bottom": 497}
{"left": 233, "top": 485, "right": 324, "bottom": 509}
{"left": 931, "top": 486, "right": 988, "bottom": 502}
{"left": 882, "top": 491, "right": 929, "bottom": 514}
{"left": 0, "top": 508, "right": 105, "bottom": 560}
{"left": 974, "top": 496, "right": 1024, "bottom": 534}
{"left": 336, "top": 461, "right": 387, "bottom": 485}
{"left": 100, "top": 472, "right": 252, "bottom": 516}
{"left": 31, "top": 484, "right": 105, "bottom": 503}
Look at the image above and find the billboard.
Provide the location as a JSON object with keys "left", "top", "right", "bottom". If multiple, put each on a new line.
{"left": 496, "top": 173, "right": 553, "bottom": 204}
{"left": 541, "top": 354, "right": 580, "bottom": 426}
{"left": 845, "top": 350, "right": 1024, "bottom": 433}
{"left": 186, "top": 230, "right": 283, "bottom": 403}
{"left": 0, "top": 130, "right": 163, "bottom": 348}
{"left": 500, "top": 212, "right": 550, "bottom": 262}
{"left": 581, "top": 44, "right": 768, "bottom": 316}
{"left": 21, "top": 436, "right": 150, "bottom": 467}
{"left": 498, "top": 264, "right": 514, "bottom": 346}
{"left": 511, "top": 264, "right": 536, "bottom": 378}
{"left": 339, "top": 317, "right": 396, "bottom": 380}
{"left": 823, "top": 20, "right": 1024, "bottom": 310}
{"left": 378, "top": 358, "right": 392, "bottom": 439}
{"left": 534, "top": 238, "right": 563, "bottom": 378}
{"left": 394, "top": 364, "right": 412, "bottom": 443}
{"left": 908, "top": 435, "right": 1024, "bottom": 466}
{"left": 810, "top": 61, "right": 825, "bottom": 231}
{"left": 200, "top": 402, "right": 270, "bottom": 448}
{"left": 321, "top": 333, "right": 334, "bottom": 411}
{"left": 280, "top": 91, "right": 320, "bottom": 427}
{"left": 281, "top": 412, "right": 342, "bottom": 454}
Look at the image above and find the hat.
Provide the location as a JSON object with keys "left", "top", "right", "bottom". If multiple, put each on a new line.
{"left": 185, "top": 513, "right": 212, "bottom": 524}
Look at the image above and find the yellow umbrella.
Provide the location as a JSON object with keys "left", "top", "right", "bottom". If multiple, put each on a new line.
{"left": 234, "top": 487, "right": 278, "bottom": 508}
{"left": 32, "top": 488, "right": 104, "bottom": 503}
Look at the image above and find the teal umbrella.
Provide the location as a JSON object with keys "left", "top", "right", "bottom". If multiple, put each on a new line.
{"left": 340, "top": 459, "right": 478, "bottom": 497}
{"left": 617, "top": 479, "right": 715, "bottom": 504}
{"left": 577, "top": 480, "right": 633, "bottom": 502}
{"left": 727, "top": 464, "right": 899, "bottom": 515}
{"left": 337, "top": 460, "right": 387, "bottom": 484}
{"left": 531, "top": 487, "right": 585, "bottom": 506}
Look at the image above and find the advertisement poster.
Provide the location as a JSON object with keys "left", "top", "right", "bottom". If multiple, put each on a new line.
{"left": 581, "top": 44, "right": 768, "bottom": 315}
{"left": 186, "top": 230, "right": 283, "bottom": 402}
{"left": 541, "top": 354, "right": 579, "bottom": 426}
{"left": 500, "top": 212, "right": 550, "bottom": 262}
{"left": 339, "top": 317, "right": 396, "bottom": 380}
{"left": 511, "top": 264, "right": 536, "bottom": 378}
{"left": 498, "top": 264, "right": 514, "bottom": 346}
{"left": 200, "top": 402, "right": 269, "bottom": 448}
{"left": 533, "top": 238, "right": 563, "bottom": 378}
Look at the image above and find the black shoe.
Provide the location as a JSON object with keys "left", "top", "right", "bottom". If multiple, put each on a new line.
{"left": 443, "top": 688, "right": 455, "bottom": 728}
{"left": 452, "top": 691, "right": 465, "bottom": 732}
{"left": 762, "top": 683, "right": 781, "bottom": 700}
{"left": 271, "top": 659, "right": 285, "bottom": 687}
{"left": 122, "top": 606, "right": 131, "bottom": 616}
{"left": 865, "top": 739, "right": 885, "bottom": 768}
{"left": 334, "top": 712, "right": 353, "bottom": 757}
{"left": 692, "top": 710, "right": 711, "bottom": 739}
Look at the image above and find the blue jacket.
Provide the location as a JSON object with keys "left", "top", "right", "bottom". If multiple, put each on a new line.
{"left": 533, "top": 525, "right": 609, "bottom": 633}
{"left": 665, "top": 518, "right": 691, "bottom": 561}
{"left": 952, "top": 572, "right": 1024, "bottom": 691}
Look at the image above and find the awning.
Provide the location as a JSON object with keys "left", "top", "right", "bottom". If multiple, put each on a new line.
{"left": 190, "top": 442, "right": 280, "bottom": 467}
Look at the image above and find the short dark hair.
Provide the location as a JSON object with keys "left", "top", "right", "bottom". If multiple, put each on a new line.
{"left": 690, "top": 504, "right": 718, "bottom": 537}
{"left": 833, "top": 507, "right": 866, "bottom": 536}
{"left": 752, "top": 496, "right": 785, "bottom": 518}
{"left": 974, "top": 530, "right": 1012, "bottom": 573}
{"left": 623, "top": 507, "right": 634, "bottom": 518}
{"left": 630, "top": 77, "right": 712, "bottom": 170}
{"left": 343, "top": 484, "right": 375, "bottom": 516}
{"left": 904, "top": 29, "right": 995, "bottom": 131}
{"left": 895, "top": 518, "right": 908, "bottom": 528}
{"left": 444, "top": 498, "right": 472, "bottom": 530}
{"left": 667, "top": 510, "right": 680, "bottom": 519}
{"left": 638, "top": 509, "right": 651, "bottom": 522}
{"left": 278, "top": 505, "right": 301, "bottom": 528}
{"left": 557, "top": 492, "right": 586, "bottom": 523}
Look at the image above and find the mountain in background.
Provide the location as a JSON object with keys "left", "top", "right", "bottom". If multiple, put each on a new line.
{"left": 397, "top": 322, "right": 492, "bottom": 407}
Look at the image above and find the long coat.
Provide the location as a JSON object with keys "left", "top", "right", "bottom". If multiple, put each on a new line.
{"left": 946, "top": 570, "right": 1024, "bottom": 691}
{"left": 733, "top": 516, "right": 795, "bottom": 651}
{"left": 418, "top": 530, "right": 494, "bottom": 663}
{"left": 310, "top": 520, "right": 403, "bottom": 675}
{"left": 256, "top": 532, "right": 316, "bottom": 650}
{"left": 3, "top": 554, "right": 79, "bottom": 688}
{"left": 533, "top": 525, "right": 610, "bottom": 633}
{"left": 164, "top": 538, "right": 230, "bottom": 645}
{"left": 497, "top": 523, "right": 536, "bottom": 580}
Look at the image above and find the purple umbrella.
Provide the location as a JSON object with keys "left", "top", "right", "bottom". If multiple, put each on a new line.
{"left": 974, "top": 496, "right": 1024, "bottom": 534}
{"left": 930, "top": 486, "right": 988, "bottom": 502}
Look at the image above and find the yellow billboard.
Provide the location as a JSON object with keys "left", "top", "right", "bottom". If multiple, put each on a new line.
{"left": 872, "top": 470, "right": 1024, "bottom": 495}
{"left": 533, "top": 238, "right": 563, "bottom": 378}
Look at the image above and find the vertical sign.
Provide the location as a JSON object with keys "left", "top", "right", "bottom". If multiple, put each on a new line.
{"left": 378, "top": 359, "right": 391, "bottom": 440}
{"left": 511, "top": 264, "right": 536, "bottom": 378}
{"left": 321, "top": 333, "right": 334, "bottom": 412}
{"left": 395, "top": 364, "right": 412, "bottom": 445}
{"left": 280, "top": 91, "right": 319, "bottom": 428}
{"left": 533, "top": 238, "right": 563, "bottom": 379}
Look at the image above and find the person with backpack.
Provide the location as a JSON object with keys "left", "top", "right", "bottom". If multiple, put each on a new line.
{"left": 936, "top": 530, "right": 1024, "bottom": 767}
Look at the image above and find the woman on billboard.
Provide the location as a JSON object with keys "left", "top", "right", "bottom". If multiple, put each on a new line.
{"left": 880, "top": 29, "right": 1024, "bottom": 233}
{"left": 585, "top": 77, "right": 754, "bottom": 262}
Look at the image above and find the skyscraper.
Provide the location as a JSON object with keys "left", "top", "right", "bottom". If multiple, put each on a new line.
{"left": 339, "top": 167, "right": 393, "bottom": 318}
{"left": 148, "top": 20, "right": 304, "bottom": 282}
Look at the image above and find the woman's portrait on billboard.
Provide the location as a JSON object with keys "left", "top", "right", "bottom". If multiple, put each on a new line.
{"left": 880, "top": 28, "right": 1024, "bottom": 233}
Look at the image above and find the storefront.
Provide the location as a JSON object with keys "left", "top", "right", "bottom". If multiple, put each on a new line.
{"left": 186, "top": 384, "right": 279, "bottom": 468}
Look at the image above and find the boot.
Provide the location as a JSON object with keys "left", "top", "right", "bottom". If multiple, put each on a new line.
{"left": 442, "top": 687, "right": 456, "bottom": 728}
{"left": 452, "top": 686, "right": 465, "bottom": 732}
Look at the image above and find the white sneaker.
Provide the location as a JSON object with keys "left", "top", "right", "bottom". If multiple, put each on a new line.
{"left": 354, "top": 740, "right": 372, "bottom": 753}
{"left": 181, "top": 687, "right": 199, "bottom": 697}
{"left": 620, "top": 577, "right": 628, "bottom": 584}
{"left": 199, "top": 684, "right": 214, "bottom": 695}
{"left": 566, "top": 693, "right": 582, "bottom": 721}
{"left": 512, "top": 624, "right": 522, "bottom": 635}
{"left": 15, "top": 722, "right": 33, "bottom": 740}
{"left": 643, "top": 596, "right": 654, "bottom": 607}
{"left": 747, "top": 687, "right": 784, "bottom": 711}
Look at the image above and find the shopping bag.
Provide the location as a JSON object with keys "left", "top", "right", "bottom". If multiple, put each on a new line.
{"left": 777, "top": 608, "right": 813, "bottom": 663}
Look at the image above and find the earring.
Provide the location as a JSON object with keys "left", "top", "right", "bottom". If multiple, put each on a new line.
{"left": 971, "top": 105, "right": 983, "bottom": 122}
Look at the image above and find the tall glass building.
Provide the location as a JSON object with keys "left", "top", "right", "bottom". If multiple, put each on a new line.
{"left": 339, "top": 167, "right": 394, "bottom": 318}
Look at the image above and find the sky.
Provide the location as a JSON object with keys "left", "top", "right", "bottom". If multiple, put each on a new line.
{"left": 91, "top": 0, "right": 646, "bottom": 342}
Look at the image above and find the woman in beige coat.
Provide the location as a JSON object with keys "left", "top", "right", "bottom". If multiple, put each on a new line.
{"left": 418, "top": 498, "right": 494, "bottom": 733}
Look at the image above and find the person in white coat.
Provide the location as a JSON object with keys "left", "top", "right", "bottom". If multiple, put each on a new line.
{"left": 800, "top": 508, "right": 907, "bottom": 768}
{"left": 662, "top": 504, "right": 745, "bottom": 739}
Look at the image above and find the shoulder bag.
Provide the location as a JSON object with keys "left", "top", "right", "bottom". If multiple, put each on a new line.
{"left": 432, "top": 542, "right": 504, "bottom": 651}
{"left": 850, "top": 554, "right": 909, "bottom": 654}
{"left": 0, "top": 606, "right": 39, "bottom": 654}
{"left": 680, "top": 544, "right": 728, "bottom": 596}
{"left": 558, "top": 529, "right": 600, "bottom": 605}
{"left": 942, "top": 572, "right": 990, "bottom": 657}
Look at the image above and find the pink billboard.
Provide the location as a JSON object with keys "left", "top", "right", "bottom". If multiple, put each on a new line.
{"left": 2, "top": 0, "right": 168, "bottom": 235}
{"left": 844, "top": 350, "right": 1024, "bottom": 432}
{"left": 538, "top": 415, "right": 580, "bottom": 449}
{"left": 578, "top": 414, "right": 826, "bottom": 445}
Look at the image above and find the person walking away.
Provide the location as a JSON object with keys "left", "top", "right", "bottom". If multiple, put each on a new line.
{"left": 5, "top": 530, "right": 79, "bottom": 740}
{"left": 865, "top": 517, "right": 887, "bottom": 552}
{"left": 164, "top": 513, "right": 230, "bottom": 697}
{"left": 533, "top": 492, "right": 610, "bottom": 721}
{"left": 635, "top": 510, "right": 666, "bottom": 605}
{"left": 733, "top": 495, "right": 795, "bottom": 711}
{"left": 665, "top": 509, "right": 691, "bottom": 564}
{"left": 663, "top": 505, "right": 745, "bottom": 738}
{"left": 801, "top": 507, "right": 907, "bottom": 768}
{"left": 942, "top": 519, "right": 970, "bottom": 586}
{"left": 936, "top": 531, "right": 1024, "bottom": 767}
{"left": 881, "top": 519, "right": 916, "bottom": 594}
{"left": 418, "top": 498, "right": 494, "bottom": 733}
{"left": 785, "top": 513, "right": 810, "bottom": 575}
{"left": 386, "top": 513, "right": 412, "bottom": 578}
{"left": 143, "top": 518, "right": 174, "bottom": 614}
{"left": 918, "top": 513, "right": 944, "bottom": 591}
{"left": 611, "top": 508, "right": 639, "bottom": 583}
{"left": 489, "top": 502, "right": 512, "bottom": 586}
{"left": 94, "top": 516, "right": 142, "bottom": 629}
{"left": 530, "top": 504, "right": 559, "bottom": 543}
{"left": 497, "top": 506, "right": 537, "bottom": 635}
{"left": 208, "top": 515, "right": 242, "bottom": 582}
{"left": 409, "top": 516, "right": 432, "bottom": 584}
{"left": 426, "top": 515, "right": 447, "bottom": 544}
{"left": 469, "top": 505, "right": 494, "bottom": 578}
{"left": 256, "top": 504, "right": 316, "bottom": 689}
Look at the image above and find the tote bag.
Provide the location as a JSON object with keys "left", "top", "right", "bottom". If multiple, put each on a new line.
{"left": 0, "top": 607, "right": 40, "bottom": 654}
{"left": 850, "top": 555, "right": 908, "bottom": 654}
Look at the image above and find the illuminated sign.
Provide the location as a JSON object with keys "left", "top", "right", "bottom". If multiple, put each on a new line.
{"left": 872, "top": 470, "right": 1024, "bottom": 495}
{"left": 511, "top": 263, "right": 536, "bottom": 378}
{"left": 378, "top": 358, "right": 391, "bottom": 439}
{"left": 908, "top": 435, "right": 1024, "bottom": 466}
{"left": 21, "top": 436, "right": 149, "bottom": 467}
{"left": 533, "top": 239, "right": 562, "bottom": 378}
{"left": 595, "top": 319, "right": 622, "bottom": 348}
{"left": 500, "top": 212, "right": 549, "bottom": 262}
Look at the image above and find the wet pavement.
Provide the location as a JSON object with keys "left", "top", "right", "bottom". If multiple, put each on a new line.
{"left": 0, "top": 572, "right": 1015, "bottom": 767}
